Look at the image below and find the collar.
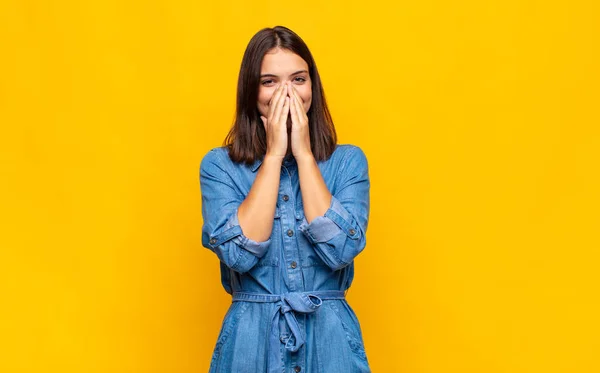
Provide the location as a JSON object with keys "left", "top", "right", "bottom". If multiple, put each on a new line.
{"left": 251, "top": 154, "right": 296, "bottom": 172}
{"left": 251, "top": 157, "right": 262, "bottom": 172}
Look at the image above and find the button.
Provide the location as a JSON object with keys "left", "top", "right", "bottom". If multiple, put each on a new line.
{"left": 290, "top": 261, "right": 297, "bottom": 269}
{"left": 282, "top": 194, "right": 289, "bottom": 202}
{"left": 280, "top": 335, "right": 287, "bottom": 343}
{"left": 349, "top": 228, "right": 356, "bottom": 236}
{"left": 287, "top": 229, "right": 294, "bottom": 237}
{"left": 209, "top": 238, "right": 217, "bottom": 244}
{"left": 294, "top": 366, "right": 301, "bottom": 372}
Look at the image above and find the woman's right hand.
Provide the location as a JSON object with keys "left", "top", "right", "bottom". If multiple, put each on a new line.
{"left": 260, "top": 83, "right": 289, "bottom": 158}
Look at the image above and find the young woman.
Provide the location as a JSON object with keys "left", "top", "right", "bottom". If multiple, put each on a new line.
{"left": 199, "top": 25, "right": 371, "bottom": 373}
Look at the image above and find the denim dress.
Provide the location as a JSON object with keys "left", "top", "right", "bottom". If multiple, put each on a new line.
{"left": 199, "top": 144, "right": 371, "bottom": 373}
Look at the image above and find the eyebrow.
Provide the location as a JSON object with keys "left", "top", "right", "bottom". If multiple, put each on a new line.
{"left": 260, "top": 70, "right": 308, "bottom": 78}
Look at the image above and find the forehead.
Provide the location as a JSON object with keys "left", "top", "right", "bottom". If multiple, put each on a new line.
{"left": 260, "top": 48, "right": 308, "bottom": 74}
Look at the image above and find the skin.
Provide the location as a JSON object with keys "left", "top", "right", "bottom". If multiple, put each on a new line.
{"left": 237, "top": 47, "right": 332, "bottom": 242}
{"left": 257, "top": 47, "right": 312, "bottom": 158}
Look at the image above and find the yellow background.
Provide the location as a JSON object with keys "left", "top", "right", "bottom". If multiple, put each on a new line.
{"left": 1, "top": 0, "right": 599, "bottom": 372}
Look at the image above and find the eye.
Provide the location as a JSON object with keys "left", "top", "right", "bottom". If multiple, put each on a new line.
{"left": 261, "top": 79, "right": 276, "bottom": 86}
{"left": 294, "top": 76, "right": 307, "bottom": 83}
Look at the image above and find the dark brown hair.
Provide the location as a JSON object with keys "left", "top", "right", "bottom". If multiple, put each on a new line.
{"left": 223, "top": 26, "right": 337, "bottom": 165}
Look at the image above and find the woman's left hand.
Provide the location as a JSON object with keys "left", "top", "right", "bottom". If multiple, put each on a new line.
{"left": 287, "top": 82, "right": 313, "bottom": 160}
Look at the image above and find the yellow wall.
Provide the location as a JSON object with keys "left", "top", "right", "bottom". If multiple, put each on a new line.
{"left": 1, "top": 0, "right": 599, "bottom": 372}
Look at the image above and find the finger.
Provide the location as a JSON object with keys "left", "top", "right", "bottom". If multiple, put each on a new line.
{"left": 279, "top": 96, "right": 290, "bottom": 124}
{"left": 289, "top": 93, "right": 299, "bottom": 125}
{"left": 272, "top": 83, "right": 287, "bottom": 108}
{"left": 268, "top": 83, "right": 283, "bottom": 107}
{"left": 289, "top": 83, "right": 303, "bottom": 105}
{"left": 272, "top": 85, "right": 288, "bottom": 122}
{"left": 271, "top": 84, "right": 285, "bottom": 121}
{"left": 296, "top": 94, "right": 309, "bottom": 123}
{"left": 288, "top": 84, "right": 306, "bottom": 120}
{"left": 293, "top": 90, "right": 305, "bottom": 121}
{"left": 267, "top": 84, "right": 283, "bottom": 120}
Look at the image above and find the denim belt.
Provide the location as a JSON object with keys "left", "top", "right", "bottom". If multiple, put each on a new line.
{"left": 232, "top": 290, "right": 346, "bottom": 373}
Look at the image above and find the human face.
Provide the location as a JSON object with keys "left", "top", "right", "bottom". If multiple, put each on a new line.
{"left": 257, "top": 48, "right": 312, "bottom": 130}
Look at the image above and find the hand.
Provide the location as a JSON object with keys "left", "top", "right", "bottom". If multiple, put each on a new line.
{"left": 260, "top": 83, "right": 290, "bottom": 158}
{"left": 287, "top": 82, "right": 312, "bottom": 159}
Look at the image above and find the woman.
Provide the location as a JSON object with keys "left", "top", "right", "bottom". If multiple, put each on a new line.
{"left": 199, "top": 25, "right": 371, "bottom": 373}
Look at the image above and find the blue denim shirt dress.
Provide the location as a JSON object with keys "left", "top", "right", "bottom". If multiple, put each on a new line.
{"left": 199, "top": 143, "right": 371, "bottom": 373}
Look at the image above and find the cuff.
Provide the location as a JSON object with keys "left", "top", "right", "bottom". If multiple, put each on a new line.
{"left": 207, "top": 207, "right": 271, "bottom": 258}
{"left": 298, "top": 196, "right": 361, "bottom": 243}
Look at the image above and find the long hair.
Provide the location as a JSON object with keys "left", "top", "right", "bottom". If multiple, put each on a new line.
{"left": 224, "top": 26, "right": 337, "bottom": 165}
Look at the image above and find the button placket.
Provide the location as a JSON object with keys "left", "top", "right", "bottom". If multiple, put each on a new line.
{"left": 281, "top": 166, "right": 303, "bottom": 291}
{"left": 291, "top": 313, "right": 306, "bottom": 372}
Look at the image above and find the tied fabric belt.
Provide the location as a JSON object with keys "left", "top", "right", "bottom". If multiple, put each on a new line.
{"left": 232, "top": 290, "right": 345, "bottom": 373}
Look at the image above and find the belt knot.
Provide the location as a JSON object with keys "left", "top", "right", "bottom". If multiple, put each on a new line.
{"left": 232, "top": 290, "right": 345, "bottom": 373}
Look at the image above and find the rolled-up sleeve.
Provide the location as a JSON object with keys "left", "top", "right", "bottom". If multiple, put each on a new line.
{"left": 199, "top": 149, "right": 271, "bottom": 273}
{"left": 298, "top": 146, "right": 370, "bottom": 271}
